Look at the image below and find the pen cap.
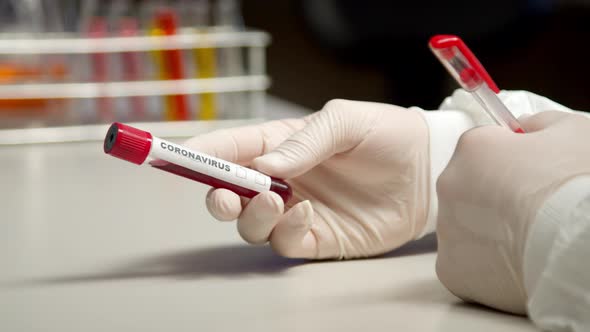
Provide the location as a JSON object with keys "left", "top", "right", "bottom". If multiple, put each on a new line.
{"left": 104, "top": 122, "right": 153, "bottom": 165}
{"left": 429, "top": 35, "right": 500, "bottom": 93}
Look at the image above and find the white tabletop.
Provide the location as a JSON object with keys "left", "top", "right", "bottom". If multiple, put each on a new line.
{"left": 0, "top": 119, "right": 537, "bottom": 332}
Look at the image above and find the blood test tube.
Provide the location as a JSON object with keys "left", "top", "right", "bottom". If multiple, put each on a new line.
{"left": 103, "top": 122, "right": 292, "bottom": 202}
{"left": 119, "top": 18, "right": 146, "bottom": 119}
{"left": 87, "top": 17, "right": 113, "bottom": 120}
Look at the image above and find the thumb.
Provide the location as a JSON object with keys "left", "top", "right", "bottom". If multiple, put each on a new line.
{"left": 252, "top": 99, "right": 371, "bottom": 179}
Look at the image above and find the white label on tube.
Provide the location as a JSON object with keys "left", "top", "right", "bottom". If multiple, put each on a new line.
{"left": 150, "top": 137, "right": 272, "bottom": 192}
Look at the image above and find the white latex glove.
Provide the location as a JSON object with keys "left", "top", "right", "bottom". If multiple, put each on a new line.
{"left": 421, "top": 89, "right": 576, "bottom": 238}
{"left": 184, "top": 99, "right": 431, "bottom": 259}
{"left": 435, "top": 111, "right": 590, "bottom": 314}
{"left": 439, "top": 89, "right": 574, "bottom": 125}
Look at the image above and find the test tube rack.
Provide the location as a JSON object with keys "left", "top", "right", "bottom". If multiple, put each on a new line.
{"left": 0, "top": 28, "right": 270, "bottom": 128}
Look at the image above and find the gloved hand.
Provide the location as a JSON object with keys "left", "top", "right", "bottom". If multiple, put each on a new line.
{"left": 184, "top": 99, "right": 431, "bottom": 259}
{"left": 436, "top": 111, "right": 590, "bottom": 314}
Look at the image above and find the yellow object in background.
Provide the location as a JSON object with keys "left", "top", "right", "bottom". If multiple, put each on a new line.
{"left": 149, "top": 27, "right": 175, "bottom": 121}
{"left": 194, "top": 34, "right": 217, "bottom": 120}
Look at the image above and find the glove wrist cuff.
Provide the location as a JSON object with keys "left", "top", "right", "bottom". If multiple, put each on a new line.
{"left": 413, "top": 108, "right": 475, "bottom": 238}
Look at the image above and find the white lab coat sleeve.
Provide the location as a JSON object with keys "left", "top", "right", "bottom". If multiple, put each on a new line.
{"left": 415, "top": 89, "right": 588, "bottom": 238}
{"left": 523, "top": 176, "right": 590, "bottom": 332}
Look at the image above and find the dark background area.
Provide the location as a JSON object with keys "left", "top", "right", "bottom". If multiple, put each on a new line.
{"left": 242, "top": 1, "right": 590, "bottom": 111}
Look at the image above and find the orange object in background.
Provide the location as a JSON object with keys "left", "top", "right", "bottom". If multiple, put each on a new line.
{"left": 0, "top": 62, "right": 66, "bottom": 83}
{"left": 0, "top": 62, "right": 68, "bottom": 109}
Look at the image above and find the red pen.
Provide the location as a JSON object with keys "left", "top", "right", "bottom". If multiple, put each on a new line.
{"left": 104, "top": 122, "right": 292, "bottom": 203}
{"left": 429, "top": 35, "right": 525, "bottom": 133}
{"left": 154, "top": 9, "right": 189, "bottom": 121}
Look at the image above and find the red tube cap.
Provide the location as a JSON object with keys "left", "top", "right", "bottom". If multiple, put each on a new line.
{"left": 104, "top": 122, "right": 152, "bottom": 165}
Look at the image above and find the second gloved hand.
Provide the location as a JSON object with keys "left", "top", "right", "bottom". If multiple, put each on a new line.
{"left": 436, "top": 111, "right": 590, "bottom": 314}
{"left": 184, "top": 99, "right": 431, "bottom": 259}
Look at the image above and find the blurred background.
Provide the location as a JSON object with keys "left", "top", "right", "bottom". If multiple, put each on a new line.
{"left": 243, "top": 0, "right": 590, "bottom": 111}
{"left": 0, "top": 0, "right": 587, "bottom": 132}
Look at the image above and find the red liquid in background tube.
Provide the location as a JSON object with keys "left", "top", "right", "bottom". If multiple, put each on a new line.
{"left": 149, "top": 160, "right": 292, "bottom": 202}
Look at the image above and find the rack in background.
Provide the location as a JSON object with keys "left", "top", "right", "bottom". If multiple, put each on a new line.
{"left": 0, "top": 0, "right": 271, "bottom": 131}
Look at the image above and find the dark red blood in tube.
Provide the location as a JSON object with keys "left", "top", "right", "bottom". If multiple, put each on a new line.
{"left": 150, "top": 160, "right": 292, "bottom": 203}
{"left": 269, "top": 178, "right": 292, "bottom": 203}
